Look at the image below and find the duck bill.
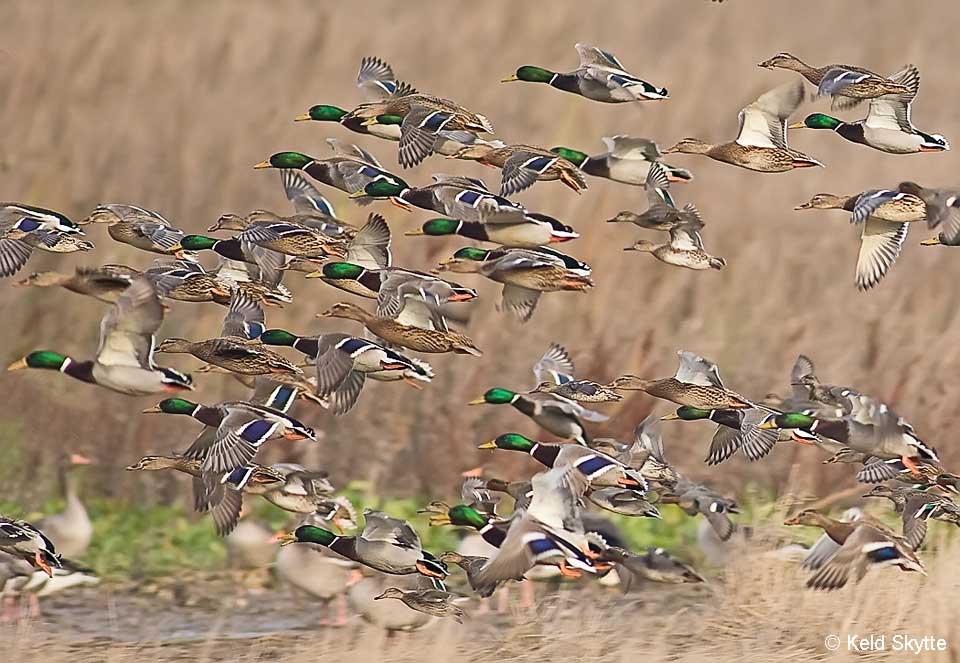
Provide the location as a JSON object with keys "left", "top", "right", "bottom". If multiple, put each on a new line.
{"left": 69, "top": 453, "right": 92, "bottom": 465}
{"left": 294, "top": 113, "right": 311, "bottom": 122}
{"left": 794, "top": 202, "right": 813, "bottom": 210}
{"left": 141, "top": 405, "right": 163, "bottom": 413}
{"left": 467, "top": 397, "right": 487, "bottom": 406}
{"left": 347, "top": 190, "right": 368, "bottom": 199}
{"left": 477, "top": 440, "right": 497, "bottom": 449}
{"left": 34, "top": 552, "right": 53, "bottom": 577}
{"left": 757, "top": 420, "right": 778, "bottom": 429}
{"left": 360, "top": 117, "right": 379, "bottom": 127}
{"left": 304, "top": 270, "right": 326, "bottom": 279}
{"left": 253, "top": 160, "right": 273, "bottom": 169}
{"left": 6, "top": 358, "right": 28, "bottom": 371}
{"left": 787, "top": 122, "right": 806, "bottom": 130}
{"left": 273, "top": 532, "right": 297, "bottom": 546}
{"left": 403, "top": 229, "right": 425, "bottom": 236}
{"left": 660, "top": 412, "right": 680, "bottom": 421}
{"left": 920, "top": 237, "right": 942, "bottom": 245}
{"left": 501, "top": 75, "right": 519, "bottom": 83}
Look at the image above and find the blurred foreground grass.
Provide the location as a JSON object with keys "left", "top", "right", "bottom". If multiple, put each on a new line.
{"left": 0, "top": 479, "right": 723, "bottom": 579}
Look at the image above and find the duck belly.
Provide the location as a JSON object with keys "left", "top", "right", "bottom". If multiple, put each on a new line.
{"left": 862, "top": 128, "right": 922, "bottom": 154}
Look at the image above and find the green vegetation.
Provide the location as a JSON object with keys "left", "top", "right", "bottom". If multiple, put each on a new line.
{"left": 0, "top": 480, "right": 792, "bottom": 580}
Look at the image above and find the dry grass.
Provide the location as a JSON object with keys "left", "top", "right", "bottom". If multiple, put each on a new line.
{"left": 3, "top": 530, "right": 958, "bottom": 662}
{"left": 2, "top": 1, "right": 960, "bottom": 505}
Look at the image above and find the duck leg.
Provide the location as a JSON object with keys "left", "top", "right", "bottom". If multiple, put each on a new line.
{"left": 901, "top": 455, "right": 923, "bottom": 477}
{"left": 332, "top": 594, "right": 348, "bottom": 627}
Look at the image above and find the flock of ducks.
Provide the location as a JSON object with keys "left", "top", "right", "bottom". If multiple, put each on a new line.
{"left": 2, "top": 47, "right": 959, "bottom": 629}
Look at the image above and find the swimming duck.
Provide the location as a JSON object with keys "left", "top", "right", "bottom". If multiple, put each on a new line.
{"left": 141, "top": 397, "right": 316, "bottom": 475}
{"left": 318, "top": 302, "right": 481, "bottom": 356}
{"left": 279, "top": 509, "right": 448, "bottom": 579}
{"left": 374, "top": 587, "right": 466, "bottom": 623}
{"left": 789, "top": 66, "right": 948, "bottom": 155}
{"left": 450, "top": 143, "right": 587, "bottom": 196}
{"left": 551, "top": 136, "right": 692, "bottom": 186}
{"left": 758, "top": 53, "right": 911, "bottom": 105}
{"left": 81, "top": 204, "right": 192, "bottom": 257}
{"left": 436, "top": 246, "right": 592, "bottom": 322}
{"left": 783, "top": 509, "right": 924, "bottom": 590}
{"left": 503, "top": 44, "right": 667, "bottom": 103}
{"left": 664, "top": 81, "right": 821, "bottom": 172}
{"left": 7, "top": 278, "right": 193, "bottom": 395}
{"left": 609, "top": 350, "right": 752, "bottom": 409}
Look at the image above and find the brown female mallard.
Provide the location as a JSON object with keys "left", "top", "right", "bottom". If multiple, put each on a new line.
{"left": 451, "top": 142, "right": 587, "bottom": 196}
{"left": 609, "top": 351, "right": 752, "bottom": 409}
{"left": 664, "top": 81, "right": 822, "bottom": 172}
{"left": 318, "top": 302, "right": 481, "bottom": 356}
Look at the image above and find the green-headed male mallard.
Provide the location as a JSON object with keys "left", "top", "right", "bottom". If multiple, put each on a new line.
{"left": 141, "top": 397, "right": 316, "bottom": 475}
{"left": 551, "top": 136, "right": 692, "bottom": 186}
{"left": 254, "top": 142, "right": 410, "bottom": 208}
{"left": 7, "top": 278, "right": 193, "bottom": 395}
{"left": 260, "top": 329, "right": 434, "bottom": 415}
{"left": 278, "top": 509, "right": 448, "bottom": 579}
{"left": 664, "top": 81, "right": 822, "bottom": 172}
{"left": 788, "top": 66, "right": 948, "bottom": 155}
{"left": 503, "top": 44, "right": 667, "bottom": 103}
{"left": 340, "top": 90, "right": 493, "bottom": 168}
{"left": 479, "top": 433, "right": 646, "bottom": 490}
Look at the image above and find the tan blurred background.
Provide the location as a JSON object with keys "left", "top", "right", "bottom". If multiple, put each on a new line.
{"left": 2, "top": 0, "right": 958, "bottom": 507}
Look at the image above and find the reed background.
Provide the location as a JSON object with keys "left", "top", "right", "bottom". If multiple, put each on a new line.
{"left": 2, "top": 0, "right": 959, "bottom": 509}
